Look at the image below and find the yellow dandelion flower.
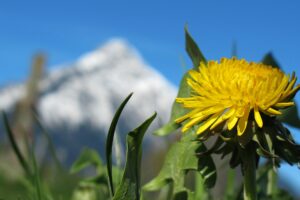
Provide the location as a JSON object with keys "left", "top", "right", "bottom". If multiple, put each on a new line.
{"left": 176, "top": 58, "right": 300, "bottom": 136}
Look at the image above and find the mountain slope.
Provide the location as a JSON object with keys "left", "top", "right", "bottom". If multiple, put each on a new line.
{"left": 0, "top": 39, "right": 177, "bottom": 161}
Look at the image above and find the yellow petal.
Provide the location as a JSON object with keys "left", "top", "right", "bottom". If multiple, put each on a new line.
{"left": 189, "top": 70, "right": 199, "bottom": 81}
{"left": 227, "top": 115, "right": 239, "bottom": 130}
{"left": 236, "top": 107, "right": 245, "bottom": 117}
{"left": 175, "top": 114, "right": 190, "bottom": 123}
{"left": 210, "top": 108, "right": 235, "bottom": 130}
{"left": 209, "top": 115, "right": 226, "bottom": 130}
{"left": 237, "top": 106, "right": 250, "bottom": 136}
{"left": 182, "top": 115, "right": 209, "bottom": 132}
{"left": 196, "top": 112, "right": 221, "bottom": 134}
{"left": 175, "top": 109, "right": 201, "bottom": 123}
{"left": 281, "top": 72, "right": 296, "bottom": 98}
{"left": 254, "top": 106, "right": 263, "bottom": 128}
{"left": 275, "top": 102, "right": 295, "bottom": 108}
{"left": 283, "top": 84, "right": 300, "bottom": 100}
{"left": 266, "top": 107, "right": 282, "bottom": 115}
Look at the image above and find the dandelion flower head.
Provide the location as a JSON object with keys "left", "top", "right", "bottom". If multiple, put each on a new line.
{"left": 176, "top": 58, "right": 300, "bottom": 136}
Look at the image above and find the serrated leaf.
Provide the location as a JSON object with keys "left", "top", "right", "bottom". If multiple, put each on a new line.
{"left": 113, "top": 113, "right": 156, "bottom": 200}
{"left": 70, "top": 148, "right": 102, "bottom": 174}
{"left": 106, "top": 93, "right": 133, "bottom": 195}
{"left": 144, "top": 131, "right": 216, "bottom": 197}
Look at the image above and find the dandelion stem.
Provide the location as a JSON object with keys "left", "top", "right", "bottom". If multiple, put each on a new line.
{"left": 241, "top": 143, "right": 257, "bottom": 200}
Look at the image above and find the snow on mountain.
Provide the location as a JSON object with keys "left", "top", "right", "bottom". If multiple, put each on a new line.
{"left": 0, "top": 39, "right": 177, "bottom": 161}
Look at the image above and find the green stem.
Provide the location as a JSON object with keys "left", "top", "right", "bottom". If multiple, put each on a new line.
{"left": 267, "top": 168, "right": 277, "bottom": 197}
{"left": 242, "top": 144, "right": 257, "bottom": 200}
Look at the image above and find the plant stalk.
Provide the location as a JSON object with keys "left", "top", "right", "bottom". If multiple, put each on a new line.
{"left": 267, "top": 168, "right": 277, "bottom": 197}
{"left": 242, "top": 143, "right": 257, "bottom": 200}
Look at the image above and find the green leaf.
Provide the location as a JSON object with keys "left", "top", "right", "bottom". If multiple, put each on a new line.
{"left": 70, "top": 148, "right": 102, "bottom": 174}
{"left": 194, "top": 173, "right": 210, "bottom": 200}
{"left": 154, "top": 27, "right": 207, "bottom": 137}
{"left": 262, "top": 52, "right": 280, "bottom": 69}
{"left": 170, "top": 72, "right": 192, "bottom": 121}
{"left": 154, "top": 71, "right": 192, "bottom": 136}
{"left": 144, "top": 131, "right": 216, "bottom": 198}
{"left": 106, "top": 93, "right": 133, "bottom": 195}
{"left": 185, "top": 25, "right": 207, "bottom": 68}
{"left": 113, "top": 113, "right": 156, "bottom": 200}
{"left": 154, "top": 122, "right": 180, "bottom": 136}
{"left": 154, "top": 72, "right": 190, "bottom": 136}
{"left": 277, "top": 104, "right": 300, "bottom": 129}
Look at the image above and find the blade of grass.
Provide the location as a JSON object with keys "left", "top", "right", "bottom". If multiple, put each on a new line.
{"left": 30, "top": 146, "right": 42, "bottom": 200}
{"left": 2, "top": 112, "right": 31, "bottom": 177}
{"left": 113, "top": 113, "right": 157, "bottom": 200}
{"left": 32, "top": 110, "right": 63, "bottom": 171}
{"left": 106, "top": 93, "right": 133, "bottom": 196}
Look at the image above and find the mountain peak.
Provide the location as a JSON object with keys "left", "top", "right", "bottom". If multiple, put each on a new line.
{"left": 76, "top": 38, "right": 140, "bottom": 71}
{"left": 0, "top": 39, "right": 177, "bottom": 161}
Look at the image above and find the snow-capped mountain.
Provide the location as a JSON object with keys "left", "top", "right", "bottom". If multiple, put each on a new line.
{"left": 0, "top": 39, "right": 177, "bottom": 161}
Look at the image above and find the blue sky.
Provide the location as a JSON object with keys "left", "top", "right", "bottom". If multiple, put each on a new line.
{"left": 1, "top": 0, "right": 300, "bottom": 196}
